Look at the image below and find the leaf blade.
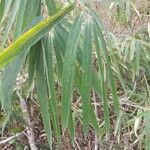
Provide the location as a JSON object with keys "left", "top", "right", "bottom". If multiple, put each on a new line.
{"left": 0, "top": 3, "right": 74, "bottom": 68}
{"left": 35, "top": 41, "right": 52, "bottom": 149}
{"left": 61, "top": 14, "right": 83, "bottom": 131}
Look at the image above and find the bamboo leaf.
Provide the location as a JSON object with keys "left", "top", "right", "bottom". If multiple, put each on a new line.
{"left": 28, "top": 43, "right": 40, "bottom": 88}
{"left": 82, "top": 22, "right": 100, "bottom": 136}
{"left": 93, "top": 22, "right": 110, "bottom": 133}
{"left": 14, "top": 0, "right": 27, "bottom": 38}
{"left": 53, "top": 30, "right": 66, "bottom": 78}
{"left": 1, "top": 0, "right": 32, "bottom": 113}
{"left": 144, "top": 111, "right": 150, "bottom": 150}
{"left": 45, "top": 0, "right": 57, "bottom": 15}
{"left": 68, "top": 110, "right": 75, "bottom": 141}
{"left": 1, "top": 0, "right": 12, "bottom": 22}
{"left": 2, "top": 0, "right": 20, "bottom": 46}
{"left": 1, "top": 53, "right": 27, "bottom": 112}
{"left": 0, "top": 3, "right": 75, "bottom": 68}
{"left": 42, "top": 35, "right": 61, "bottom": 142}
{"left": 61, "top": 14, "right": 83, "bottom": 131}
{"left": 0, "top": 0, "right": 4, "bottom": 23}
{"left": 81, "top": 21, "right": 93, "bottom": 136}
{"left": 35, "top": 41, "right": 52, "bottom": 149}
{"left": 53, "top": 23, "right": 76, "bottom": 140}
{"left": 93, "top": 20, "right": 120, "bottom": 115}
{"left": 28, "top": 4, "right": 43, "bottom": 87}
{"left": 22, "top": 0, "right": 40, "bottom": 30}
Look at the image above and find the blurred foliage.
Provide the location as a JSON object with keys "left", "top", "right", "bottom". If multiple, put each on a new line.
{"left": 0, "top": 0, "right": 149, "bottom": 149}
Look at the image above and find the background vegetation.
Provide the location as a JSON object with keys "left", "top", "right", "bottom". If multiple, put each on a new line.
{"left": 0, "top": 0, "right": 149, "bottom": 149}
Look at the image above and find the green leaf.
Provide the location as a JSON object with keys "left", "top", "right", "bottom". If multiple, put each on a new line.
{"left": 35, "top": 41, "right": 52, "bottom": 149}
{"left": 0, "top": 3, "right": 75, "bottom": 68}
{"left": 42, "top": 36, "right": 61, "bottom": 142}
{"left": 1, "top": 53, "right": 27, "bottom": 112}
{"left": 1, "top": 0, "right": 33, "bottom": 113}
{"left": 2, "top": 0, "right": 20, "bottom": 46}
{"left": 68, "top": 110, "right": 75, "bottom": 141}
{"left": 45, "top": 0, "right": 57, "bottom": 15}
{"left": 93, "top": 22, "right": 110, "bottom": 133}
{"left": 1, "top": 0, "right": 12, "bottom": 22}
{"left": 93, "top": 19, "right": 120, "bottom": 116}
{"left": 28, "top": 12, "right": 43, "bottom": 88}
{"left": 28, "top": 43, "right": 40, "bottom": 88}
{"left": 27, "top": 0, "right": 42, "bottom": 86}
{"left": 144, "top": 111, "right": 150, "bottom": 150}
{"left": 14, "top": 0, "right": 27, "bottom": 38}
{"left": 81, "top": 21, "right": 93, "bottom": 136}
{"left": 21, "top": 0, "right": 40, "bottom": 30}
{"left": 53, "top": 23, "right": 72, "bottom": 78}
{"left": 61, "top": 14, "right": 83, "bottom": 131}
{"left": 53, "top": 29, "right": 66, "bottom": 78}
{"left": 135, "top": 42, "right": 140, "bottom": 77}
{"left": 0, "top": 0, "right": 4, "bottom": 23}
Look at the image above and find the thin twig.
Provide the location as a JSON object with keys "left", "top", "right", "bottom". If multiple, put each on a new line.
{"left": 0, "top": 132, "right": 23, "bottom": 145}
{"left": 74, "top": 137, "right": 81, "bottom": 150}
